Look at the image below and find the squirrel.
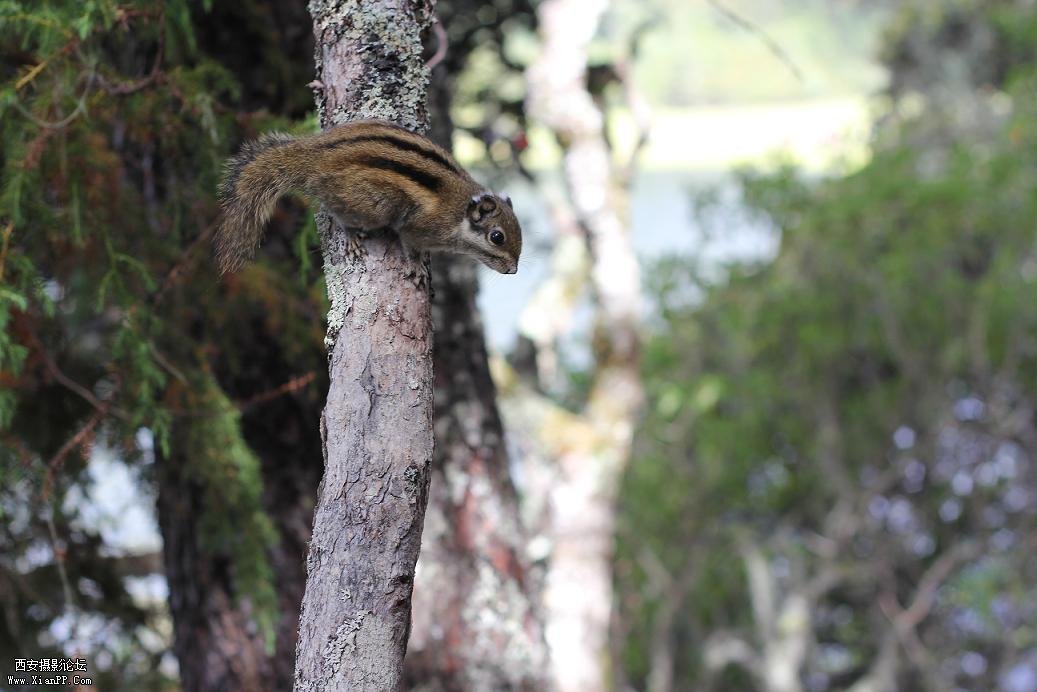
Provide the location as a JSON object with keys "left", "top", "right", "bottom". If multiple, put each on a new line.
{"left": 215, "top": 119, "right": 522, "bottom": 275}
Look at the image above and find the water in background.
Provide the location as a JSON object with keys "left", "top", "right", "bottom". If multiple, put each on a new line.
{"left": 476, "top": 168, "right": 779, "bottom": 350}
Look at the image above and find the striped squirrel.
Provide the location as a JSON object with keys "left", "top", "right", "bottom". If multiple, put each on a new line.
{"left": 216, "top": 119, "right": 522, "bottom": 275}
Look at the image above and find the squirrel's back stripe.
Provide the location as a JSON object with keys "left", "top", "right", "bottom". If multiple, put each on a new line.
{"left": 350, "top": 155, "right": 443, "bottom": 193}
{"left": 317, "top": 121, "right": 467, "bottom": 178}
{"left": 323, "top": 134, "right": 464, "bottom": 177}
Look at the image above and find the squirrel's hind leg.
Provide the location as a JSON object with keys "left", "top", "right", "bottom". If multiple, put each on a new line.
{"left": 402, "top": 246, "right": 433, "bottom": 295}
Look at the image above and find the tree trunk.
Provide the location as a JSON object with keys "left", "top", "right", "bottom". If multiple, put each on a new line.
{"left": 294, "top": 1, "right": 436, "bottom": 689}
{"left": 244, "top": 383, "right": 327, "bottom": 688}
{"left": 159, "top": 397, "right": 326, "bottom": 691}
{"left": 403, "top": 21, "right": 549, "bottom": 692}
{"left": 157, "top": 365, "right": 326, "bottom": 692}
{"left": 158, "top": 454, "right": 273, "bottom": 692}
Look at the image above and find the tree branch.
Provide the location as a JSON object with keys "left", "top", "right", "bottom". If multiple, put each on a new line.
{"left": 705, "top": 0, "right": 804, "bottom": 83}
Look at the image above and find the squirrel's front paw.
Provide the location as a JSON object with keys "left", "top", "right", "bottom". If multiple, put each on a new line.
{"left": 345, "top": 231, "right": 367, "bottom": 261}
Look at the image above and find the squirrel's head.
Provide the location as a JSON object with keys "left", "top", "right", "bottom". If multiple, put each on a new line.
{"left": 461, "top": 191, "right": 523, "bottom": 274}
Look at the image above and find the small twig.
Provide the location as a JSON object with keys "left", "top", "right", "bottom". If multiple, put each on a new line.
{"left": 16, "top": 60, "right": 51, "bottom": 91}
{"left": 45, "top": 508, "right": 77, "bottom": 613}
{"left": 898, "top": 541, "right": 980, "bottom": 629}
{"left": 12, "top": 67, "right": 97, "bottom": 130}
{"left": 19, "top": 128, "right": 57, "bottom": 170}
{"left": 614, "top": 56, "right": 651, "bottom": 185}
{"left": 705, "top": 0, "right": 804, "bottom": 83}
{"left": 24, "top": 328, "right": 131, "bottom": 420}
{"left": 616, "top": 16, "right": 658, "bottom": 184}
{"left": 0, "top": 221, "right": 13, "bottom": 281}
{"left": 41, "top": 352, "right": 111, "bottom": 413}
{"left": 41, "top": 405, "right": 106, "bottom": 502}
{"left": 46, "top": 506, "right": 88, "bottom": 669}
{"left": 147, "top": 340, "right": 187, "bottom": 383}
{"left": 238, "top": 371, "right": 318, "bottom": 411}
{"left": 148, "top": 219, "right": 220, "bottom": 307}
{"left": 14, "top": 38, "right": 79, "bottom": 91}
{"left": 95, "top": 11, "right": 165, "bottom": 96}
{"left": 878, "top": 541, "right": 981, "bottom": 677}
{"left": 426, "top": 20, "right": 448, "bottom": 70}
{"left": 95, "top": 67, "right": 161, "bottom": 96}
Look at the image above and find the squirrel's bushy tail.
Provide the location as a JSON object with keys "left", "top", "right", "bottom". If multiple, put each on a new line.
{"left": 216, "top": 132, "right": 305, "bottom": 274}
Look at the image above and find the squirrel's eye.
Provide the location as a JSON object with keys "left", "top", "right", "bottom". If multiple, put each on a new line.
{"left": 489, "top": 230, "right": 505, "bottom": 246}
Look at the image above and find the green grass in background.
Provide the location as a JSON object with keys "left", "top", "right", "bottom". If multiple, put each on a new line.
{"left": 455, "top": 1, "right": 889, "bottom": 172}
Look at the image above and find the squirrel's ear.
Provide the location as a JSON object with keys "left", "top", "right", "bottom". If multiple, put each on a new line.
{"left": 467, "top": 192, "right": 498, "bottom": 223}
{"left": 500, "top": 192, "right": 513, "bottom": 209}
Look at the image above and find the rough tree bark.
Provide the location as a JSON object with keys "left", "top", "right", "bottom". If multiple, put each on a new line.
{"left": 404, "top": 58, "right": 549, "bottom": 690}
{"left": 294, "top": 1, "right": 436, "bottom": 689}
{"left": 513, "top": 0, "right": 645, "bottom": 688}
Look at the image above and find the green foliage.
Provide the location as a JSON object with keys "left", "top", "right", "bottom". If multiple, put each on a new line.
{"left": 178, "top": 375, "right": 280, "bottom": 652}
{"left": 0, "top": 0, "right": 323, "bottom": 684}
{"left": 619, "top": 38, "right": 1037, "bottom": 691}
{"left": 881, "top": 0, "right": 1037, "bottom": 105}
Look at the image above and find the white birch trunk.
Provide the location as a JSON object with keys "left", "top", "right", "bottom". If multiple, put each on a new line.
{"left": 519, "top": 0, "right": 645, "bottom": 688}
